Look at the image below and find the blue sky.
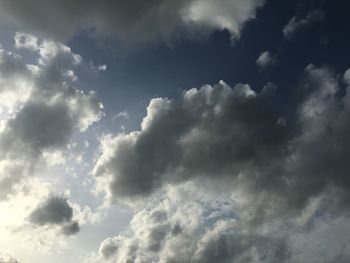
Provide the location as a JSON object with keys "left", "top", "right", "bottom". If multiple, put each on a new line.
{"left": 1, "top": 0, "right": 350, "bottom": 262}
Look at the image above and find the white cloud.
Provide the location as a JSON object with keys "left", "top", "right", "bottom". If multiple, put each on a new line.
{"left": 14, "top": 32, "right": 39, "bottom": 51}
{"left": 97, "top": 64, "right": 107, "bottom": 72}
{"left": 113, "top": 110, "right": 129, "bottom": 121}
{"left": 256, "top": 51, "right": 277, "bottom": 68}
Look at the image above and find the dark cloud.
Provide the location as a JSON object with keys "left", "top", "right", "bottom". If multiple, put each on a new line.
{"left": 0, "top": 0, "right": 264, "bottom": 50}
{"left": 29, "top": 196, "right": 73, "bottom": 225}
{"left": 29, "top": 196, "right": 80, "bottom": 236}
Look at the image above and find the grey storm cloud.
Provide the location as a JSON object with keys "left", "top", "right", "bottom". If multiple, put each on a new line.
{"left": 283, "top": 9, "right": 325, "bottom": 39}
{"left": 94, "top": 65, "right": 350, "bottom": 225}
{"left": 0, "top": 0, "right": 264, "bottom": 50}
{"left": 29, "top": 196, "right": 80, "bottom": 236}
{"left": 0, "top": 33, "right": 103, "bottom": 200}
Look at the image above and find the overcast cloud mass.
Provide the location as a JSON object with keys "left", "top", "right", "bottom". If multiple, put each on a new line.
{"left": 1, "top": 0, "right": 350, "bottom": 262}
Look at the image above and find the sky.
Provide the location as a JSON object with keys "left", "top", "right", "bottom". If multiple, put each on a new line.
{"left": 1, "top": 0, "right": 350, "bottom": 262}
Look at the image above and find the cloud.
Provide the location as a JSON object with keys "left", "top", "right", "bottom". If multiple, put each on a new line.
{"left": 256, "top": 51, "right": 277, "bottom": 68}
{"left": 94, "top": 183, "right": 289, "bottom": 263}
{"left": 283, "top": 9, "right": 325, "bottom": 40}
{"left": 0, "top": 0, "right": 264, "bottom": 50}
{"left": 0, "top": 253, "right": 20, "bottom": 263}
{"left": 29, "top": 196, "right": 80, "bottom": 236}
{"left": 29, "top": 196, "right": 74, "bottom": 225}
{"left": 0, "top": 33, "right": 103, "bottom": 200}
{"left": 94, "top": 64, "right": 350, "bottom": 230}
{"left": 289, "top": 215, "right": 350, "bottom": 263}
{"left": 113, "top": 110, "right": 129, "bottom": 120}
{"left": 0, "top": 174, "right": 102, "bottom": 254}
{"left": 94, "top": 80, "right": 290, "bottom": 204}
{"left": 89, "top": 181, "right": 350, "bottom": 263}
{"left": 14, "top": 32, "right": 39, "bottom": 51}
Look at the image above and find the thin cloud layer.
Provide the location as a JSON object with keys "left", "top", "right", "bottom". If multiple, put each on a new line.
{"left": 0, "top": 0, "right": 264, "bottom": 50}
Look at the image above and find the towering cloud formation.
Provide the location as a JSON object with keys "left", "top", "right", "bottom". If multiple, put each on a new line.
{"left": 0, "top": 0, "right": 264, "bottom": 49}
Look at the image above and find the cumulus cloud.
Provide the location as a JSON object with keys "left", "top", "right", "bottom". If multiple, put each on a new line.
{"left": 283, "top": 9, "right": 325, "bottom": 39}
{"left": 29, "top": 196, "right": 80, "bottom": 236}
{"left": 0, "top": 0, "right": 264, "bottom": 50}
{"left": 94, "top": 64, "right": 350, "bottom": 230}
{"left": 256, "top": 51, "right": 277, "bottom": 68}
{"left": 0, "top": 33, "right": 103, "bottom": 200}
{"left": 94, "top": 80, "right": 290, "bottom": 205}
{"left": 89, "top": 64, "right": 350, "bottom": 262}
